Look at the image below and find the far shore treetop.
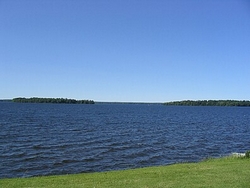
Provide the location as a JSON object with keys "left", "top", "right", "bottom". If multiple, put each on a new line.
{"left": 12, "top": 97, "right": 95, "bottom": 104}
{"left": 164, "top": 100, "right": 250, "bottom": 107}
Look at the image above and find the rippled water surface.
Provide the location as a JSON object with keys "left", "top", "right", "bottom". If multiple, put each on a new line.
{"left": 1, "top": 102, "right": 250, "bottom": 178}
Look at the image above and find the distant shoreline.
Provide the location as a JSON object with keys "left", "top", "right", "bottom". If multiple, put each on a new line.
{"left": 0, "top": 99, "right": 12, "bottom": 102}
{"left": 12, "top": 97, "right": 95, "bottom": 104}
{"left": 1, "top": 99, "right": 161, "bottom": 105}
{"left": 95, "top": 101, "right": 162, "bottom": 105}
{"left": 164, "top": 100, "right": 250, "bottom": 107}
{"left": 2, "top": 99, "right": 250, "bottom": 106}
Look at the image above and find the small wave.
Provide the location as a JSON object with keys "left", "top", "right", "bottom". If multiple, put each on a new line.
{"left": 137, "top": 158, "right": 150, "bottom": 165}
{"left": 231, "top": 152, "right": 245, "bottom": 157}
{"left": 61, "top": 159, "right": 80, "bottom": 163}
{"left": 13, "top": 164, "right": 50, "bottom": 173}
{"left": 148, "top": 153, "right": 162, "bottom": 161}
{"left": 52, "top": 159, "right": 82, "bottom": 167}
{"left": 1, "top": 151, "right": 26, "bottom": 158}
{"left": 83, "top": 156, "right": 98, "bottom": 162}
{"left": 32, "top": 145, "right": 44, "bottom": 150}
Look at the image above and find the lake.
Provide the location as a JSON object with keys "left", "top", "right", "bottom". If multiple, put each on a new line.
{"left": 0, "top": 102, "right": 249, "bottom": 178}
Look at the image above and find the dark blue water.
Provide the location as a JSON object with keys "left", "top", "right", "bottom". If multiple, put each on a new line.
{"left": 0, "top": 102, "right": 250, "bottom": 178}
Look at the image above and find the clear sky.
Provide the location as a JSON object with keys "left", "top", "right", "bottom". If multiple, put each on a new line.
{"left": 1, "top": 0, "right": 250, "bottom": 102}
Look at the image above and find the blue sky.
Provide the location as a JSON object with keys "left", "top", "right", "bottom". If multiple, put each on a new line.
{"left": 1, "top": 0, "right": 250, "bottom": 102}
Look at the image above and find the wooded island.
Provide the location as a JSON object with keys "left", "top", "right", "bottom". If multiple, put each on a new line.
{"left": 164, "top": 100, "right": 250, "bottom": 107}
{"left": 13, "top": 97, "right": 95, "bottom": 104}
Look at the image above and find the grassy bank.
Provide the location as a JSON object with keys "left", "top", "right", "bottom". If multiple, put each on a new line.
{"left": 1, "top": 156, "right": 249, "bottom": 188}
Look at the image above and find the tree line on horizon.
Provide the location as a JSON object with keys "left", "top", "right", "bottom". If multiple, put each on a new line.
{"left": 164, "top": 100, "right": 250, "bottom": 107}
{"left": 13, "top": 97, "right": 95, "bottom": 104}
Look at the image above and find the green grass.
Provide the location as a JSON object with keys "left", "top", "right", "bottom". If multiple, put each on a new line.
{"left": 1, "top": 156, "right": 249, "bottom": 188}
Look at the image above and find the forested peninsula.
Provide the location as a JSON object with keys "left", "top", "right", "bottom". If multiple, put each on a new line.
{"left": 13, "top": 97, "right": 95, "bottom": 104}
{"left": 164, "top": 100, "right": 250, "bottom": 107}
